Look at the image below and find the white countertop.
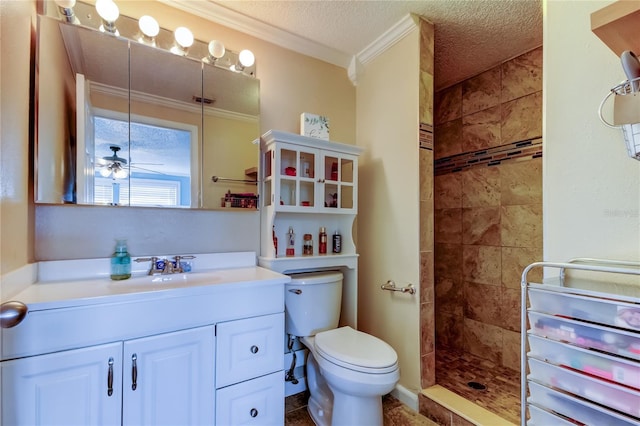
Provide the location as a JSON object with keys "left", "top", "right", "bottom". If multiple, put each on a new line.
{"left": 5, "top": 252, "right": 291, "bottom": 311}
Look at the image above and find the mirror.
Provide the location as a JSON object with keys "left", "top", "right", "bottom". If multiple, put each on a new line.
{"left": 35, "top": 8, "right": 260, "bottom": 209}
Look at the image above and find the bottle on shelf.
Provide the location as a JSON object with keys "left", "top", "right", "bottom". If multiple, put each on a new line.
{"left": 332, "top": 230, "right": 342, "bottom": 254}
{"left": 319, "top": 227, "right": 327, "bottom": 255}
{"left": 110, "top": 239, "right": 131, "bottom": 280}
{"left": 303, "top": 234, "right": 314, "bottom": 256}
{"left": 286, "top": 227, "right": 296, "bottom": 257}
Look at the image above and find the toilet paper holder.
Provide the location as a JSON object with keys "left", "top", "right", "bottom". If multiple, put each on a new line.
{"left": 380, "top": 280, "right": 415, "bottom": 295}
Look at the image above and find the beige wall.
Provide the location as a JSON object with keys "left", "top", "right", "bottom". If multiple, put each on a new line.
{"left": 29, "top": 0, "right": 357, "bottom": 261}
{"left": 544, "top": 0, "right": 640, "bottom": 266}
{"left": 356, "top": 22, "right": 422, "bottom": 394}
{"left": 1, "top": 0, "right": 35, "bottom": 275}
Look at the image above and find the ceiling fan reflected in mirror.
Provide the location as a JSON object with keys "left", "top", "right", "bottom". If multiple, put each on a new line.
{"left": 97, "top": 145, "right": 128, "bottom": 179}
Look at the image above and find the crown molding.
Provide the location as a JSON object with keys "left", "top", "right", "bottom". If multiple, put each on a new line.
{"left": 158, "top": 0, "right": 352, "bottom": 69}
{"left": 356, "top": 14, "right": 418, "bottom": 66}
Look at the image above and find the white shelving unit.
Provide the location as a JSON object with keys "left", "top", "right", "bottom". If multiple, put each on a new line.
{"left": 520, "top": 259, "right": 640, "bottom": 426}
{"left": 258, "top": 130, "right": 363, "bottom": 328}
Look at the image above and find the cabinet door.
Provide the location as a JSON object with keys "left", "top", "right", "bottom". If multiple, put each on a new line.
{"left": 273, "top": 143, "right": 319, "bottom": 209}
{"left": 216, "top": 313, "right": 283, "bottom": 388}
{"left": 215, "top": 371, "right": 284, "bottom": 426}
{"left": 122, "top": 326, "right": 215, "bottom": 426}
{"left": 319, "top": 151, "right": 357, "bottom": 213}
{"left": 1, "top": 342, "right": 122, "bottom": 426}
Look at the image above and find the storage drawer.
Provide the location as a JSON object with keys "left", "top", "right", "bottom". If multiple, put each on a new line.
{"left": 528, "top": 310, "right": 640, "bottom": 361}
{"left": 528, "top": 381, "right": 639, "bottom": 426}
{"left": 528, "top": 404, "right": 575, "bottom": 426}
{"left": 216, "top": 313, "right": 284, "bottom": 388}
{"left": 528, "top": 333, "right": 640, "bottom": 389}
{"left": 216, "top": 371, "right": 284, "bottom": 426}
{"left": 528, "top": 285, "right": 640, "bottom": 332}
{"left": 528, "top": 357, "right": 640, "bottom": 417}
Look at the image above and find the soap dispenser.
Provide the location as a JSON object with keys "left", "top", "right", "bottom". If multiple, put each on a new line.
{"left": 110, "top": 239, "right": 131, "bottom": 280}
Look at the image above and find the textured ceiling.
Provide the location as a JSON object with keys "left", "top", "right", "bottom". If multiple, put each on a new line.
{"left": 201, "top": 0, "right": 543, "bottom": 90}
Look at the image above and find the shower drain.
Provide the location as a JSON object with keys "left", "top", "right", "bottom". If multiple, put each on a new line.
{"left": 467, "top": 381, "right": 487, "bottom": 390}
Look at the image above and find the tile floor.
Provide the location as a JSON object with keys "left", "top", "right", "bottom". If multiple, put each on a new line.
{"left": 435, "top": 348, "right": 521, "bottom": 424}
{"left": 285, "top": 392, "right": 438, "bottom": 426}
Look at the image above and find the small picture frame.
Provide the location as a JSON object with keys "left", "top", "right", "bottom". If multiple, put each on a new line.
{"left": 300, "top": 113, "right": 330, "bottom": 140}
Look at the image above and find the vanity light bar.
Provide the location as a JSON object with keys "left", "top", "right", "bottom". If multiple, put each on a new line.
{"left": 49, "top": 0, "right": 256, "bottom": 77}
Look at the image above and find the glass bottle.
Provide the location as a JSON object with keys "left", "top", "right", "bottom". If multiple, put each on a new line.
{"left": 110, "top": 239, "right": 131, "bottom": 280}
{"left": 318, "top": 227, "right": 327, "bottom": 254}
{"left": 303, "top": 234, "right": 314, "bottom": 255}
{"left": 286, "top": 227, "right": 296, "bottom": 257}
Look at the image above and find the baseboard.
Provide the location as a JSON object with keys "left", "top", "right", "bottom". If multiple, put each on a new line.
{"left": 391, "top": 384, "right": 418, "bottom": 411}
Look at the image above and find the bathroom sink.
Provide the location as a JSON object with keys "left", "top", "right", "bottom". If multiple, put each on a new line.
{"left": 110, "top": 271, "right": 221, "bottom": 290}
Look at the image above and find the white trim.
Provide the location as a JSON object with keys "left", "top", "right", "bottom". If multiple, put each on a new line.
{"left": 356, "top": 14, "right": 418, "bottom": 66}
{"left": 390, "top": 384, "right": 418, "bottom": 412}
{"left": 158, "top": 0, "right": 352, "bottom": 68}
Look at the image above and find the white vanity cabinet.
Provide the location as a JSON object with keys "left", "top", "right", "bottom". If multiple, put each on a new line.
{"left": 2, "top": 326, "right": 215, "bottom": 426}
{"left": 1, "top": 262, "right": 288, "bottom": 426}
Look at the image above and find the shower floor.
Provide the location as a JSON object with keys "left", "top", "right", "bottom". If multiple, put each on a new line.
{"left": 435, "top": 348, "right": 521, "bottom": 424}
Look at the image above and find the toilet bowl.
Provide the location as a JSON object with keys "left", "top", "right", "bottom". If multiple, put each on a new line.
{"left": 285, "top": 271, "right": 400, "bottom": 426}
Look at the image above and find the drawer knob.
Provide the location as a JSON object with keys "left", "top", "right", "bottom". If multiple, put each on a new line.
{"left": 250, "top": 408, "right": 258, "bottom": 418}
{"left": 250, "top": 345, "right": 259, "bottom": 354}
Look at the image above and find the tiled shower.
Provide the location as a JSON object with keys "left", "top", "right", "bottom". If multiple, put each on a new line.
{"left": 427, "top": 46, "right": 543, "bottom": 419}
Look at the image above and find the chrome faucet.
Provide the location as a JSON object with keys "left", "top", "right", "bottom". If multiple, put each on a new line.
{"left": 134, "top": 256, "right": 163, "bottom": 275}
{"left": 134, "top": 255, "right": 196, "bottom": 275}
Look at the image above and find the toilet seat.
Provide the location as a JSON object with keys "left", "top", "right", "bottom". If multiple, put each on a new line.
{"left": 313, "top": 326, "right": 398, "bottom": 374}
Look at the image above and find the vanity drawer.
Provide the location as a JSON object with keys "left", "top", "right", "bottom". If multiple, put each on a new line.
{"left": 216, "top": 313, "right": 284, "bottom": 388}
{"left": 216, "top": 371, "right": 283, "bottom": 426}
{"left": 528, "top": 404, "right": 575, "bottom": 426}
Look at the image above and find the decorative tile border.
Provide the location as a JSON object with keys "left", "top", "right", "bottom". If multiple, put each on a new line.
{"left": 435, "top": 137, "right": 542, "bottom": 175}
{"left": 420, "top": 123, "right": 434, "bottom": 150}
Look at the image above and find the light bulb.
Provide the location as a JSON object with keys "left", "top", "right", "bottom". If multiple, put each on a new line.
{"left": 55, "top": 0, "right": 79, "bottom": 24}
{"left": 96, "top": 0, "right": 119, "bottom": 23}
{"left": 100, "top": 167, "right": 111, "bottom": 177}
{"left": 138, "top": 15, "right": 159, "bottom": 38}
{"left": 238, "top": 49, "right": 255, "bottom": 68}
{"left": 174, "top": 27, "right": 194, "bottom": 48}
{"left": 208, "top": 40, "right": 225, "bottom": 60}
{"left": 113, "top": 167, "right": 128, "bottom": 179}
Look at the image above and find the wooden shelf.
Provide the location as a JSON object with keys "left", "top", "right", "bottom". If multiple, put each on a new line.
{"left": 591, "top": 1, "right": 640, "bottom": 56}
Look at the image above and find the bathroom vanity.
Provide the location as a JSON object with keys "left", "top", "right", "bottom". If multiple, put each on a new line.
{"left": 0, "top": 252, "right": 288, "bottom": 426}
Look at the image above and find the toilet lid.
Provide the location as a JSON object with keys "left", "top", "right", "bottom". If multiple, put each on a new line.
{"left": 314, "top": 326, "right": 398, "bottom": 373}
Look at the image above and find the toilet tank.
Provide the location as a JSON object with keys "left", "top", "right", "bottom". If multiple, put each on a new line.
{"left": 285, "top": 271, "right": 343, "bottom": 337}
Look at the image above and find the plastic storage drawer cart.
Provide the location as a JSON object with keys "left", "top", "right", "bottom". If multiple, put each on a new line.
{"left": 521, "top": 259, "right": 640, "bottom": 426}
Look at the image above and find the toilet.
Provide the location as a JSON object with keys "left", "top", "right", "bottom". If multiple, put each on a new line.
{"left": 285, "top": 271, "right": 400, "bottom": 426}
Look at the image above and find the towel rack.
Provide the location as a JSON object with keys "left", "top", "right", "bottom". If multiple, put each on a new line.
{"left": 211, "top": 176, "right": 257, "bottom": 185}
{"left": 380, "top": 280, "right": 415, "bottom": 295}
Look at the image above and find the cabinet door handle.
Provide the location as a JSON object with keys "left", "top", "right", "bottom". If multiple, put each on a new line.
{"left": 250, "top": 345, "right": 259, "bottom": 354}
{"left": 131, "top": 353, "right": 138, "bottom": 391}
{"left": 107, "top": 357, "right": 114, "bottom": 397}
{"left": 250, "top": 408, "right": 258, "bottom": 418}
{"left": 317, "top": 178, "right": 325, "bottom": 183}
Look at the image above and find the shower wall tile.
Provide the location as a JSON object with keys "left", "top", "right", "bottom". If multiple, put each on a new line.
{"left": 435, "top": 243, "right": 463, "bottom": 280}
{"left": 435, "top": 119, "right": 463, "bottom": 159}
{"left": 501, "top": 204, "right": 542, "bottom": 248}
{"left": 420, "top": 352, "right": 436, "bottom": 389}
{"left": 434, "top": 174, "right": 462, "bottom": 208}
{"left": 461, "top": 167, "right": 500, "bottom": 208}
{"left": 462, "top": 245, "right": 501, "bottom": 285}
{"left": 501, "top": 91, "right": 542, "bottom": 144}
{"left": 500, "top": 157, "right": 542, "bottom": 205}
{"left": 502, "top": 330, "right": 521, "bottom": 371}
{"left": 421, "top": 251, "right": 435, "bottom": 304}
{"left": 421, "top": 200, "right": 434, "bottom": 252}
{"left": 435, "top": 208, "right": 462, "bottom": 244}
{"left": 420, "top": 71, "right": 435, "bottom": 126}
{"left": 434, "top": 83, "right": 462, "bottom": 125}
{"left": 464, "top": 318, "right": 502, "bottom": 364}
{"left": 502, "top": 47, "right": 542, "bottom": 103}
{"left": 501, "top": 247, "right": 542, "bottom": 289}
{"left": 420, "top": 149, "right": 434, "bottom": 202}
{"left": 462, "top": 207, "right": 501, "bottom": 246}
{"left": 436, "top": 276, "right": 464, "bottom": 316}
{"left": 465, "top": 282, "right": 501, "bottom": 326}
{"left": 421, "top": 302, "right": 435, "bottom": 354}
{"left": 500, "top": 287, "right": 521, "bottom": 332}
{"left": 436, "top": 311, "right": 464, "bottom": 351}
{"left": 462, "top": 67, "right": 501, "bottom": 116}
{"left": 462, "top": 105, "right": 501, "bottom": 152}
